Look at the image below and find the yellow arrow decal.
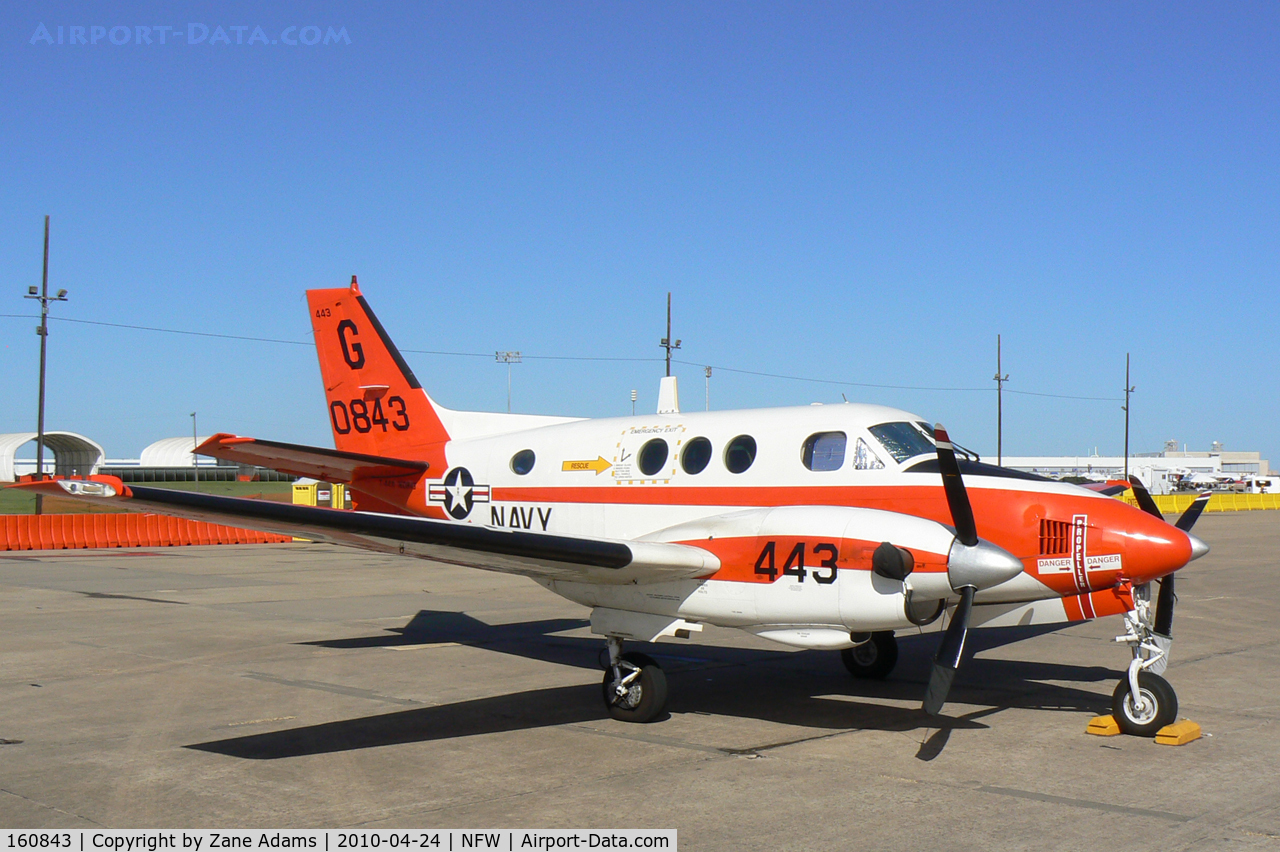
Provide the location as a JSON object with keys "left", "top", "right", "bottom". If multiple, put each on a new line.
{"left": 562, "top": 456, "right": 612, "bottom": 475}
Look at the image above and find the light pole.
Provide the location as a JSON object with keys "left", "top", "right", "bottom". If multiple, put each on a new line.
{"left": 191, "top": 412, "right": 199, "bottom": 490}
{"left": 660, "top": 292, "right": 681, "bottom": 376}
{"left": 1122, "top": 354, "right": 1135, "bottom": 481}
{"left": 495, "top": 351, "right": 521, "bottom": 413}
{"left": 705, "top": 366, "right": 712, "bottom": 411}
{"left": 993, "top": 334, "right": 1008, "bottom": 467}
{"left": 24, "top": 216, "right": 68, "bottom": 514}
{"left": 630, "top": 389, "right": 637, "bottom": 416}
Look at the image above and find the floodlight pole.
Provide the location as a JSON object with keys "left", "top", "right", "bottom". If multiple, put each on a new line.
{"left": 660, "top": 292, "right": 681, "bottom": 377}
{"left": 1122, "top": 353, "right": 1135, "bottom": 480}
{"left": 993, "top": 334, "right": 1009, "bottom": 467}
{"left": 705, "top": 366, "right": 712, "bottom": 411}
{"left": 23, "top": 216, "right": 68, "bottom": 514}
{"left": 495, "top": 351, "right": 521, "bottom": 413}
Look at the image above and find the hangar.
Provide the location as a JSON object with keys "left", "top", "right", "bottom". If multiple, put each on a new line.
{"left": 0, "top": 431, "right": 104, "bottom": 482}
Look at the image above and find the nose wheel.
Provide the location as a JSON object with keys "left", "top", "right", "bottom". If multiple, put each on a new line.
{"left": 601, "top": 637, "right": 668, "bottom": 723}
{"left": 1111, "top": 670, "right": 1178, "bottom": 737}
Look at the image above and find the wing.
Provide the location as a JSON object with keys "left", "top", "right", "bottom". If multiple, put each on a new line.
{"left": 196, "top": 433, "right": 429, "bottom": 483}
{"left": 15, "top": 477, "right": 719, "bottom": 586}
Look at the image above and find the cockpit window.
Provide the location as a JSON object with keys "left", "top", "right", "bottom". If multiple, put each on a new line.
{"left": 802, "top": 432, "right": 846, "bottom": 471}
{"left": 868, "top": 422, "right": 935, "bottom": 464}
{"left": 852, "top": 437, "right": 885, "bottom": 470}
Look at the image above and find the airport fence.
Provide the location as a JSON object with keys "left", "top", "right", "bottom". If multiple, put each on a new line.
{"left": 1118, "top": 492, "right": 1280, "bottom": 514}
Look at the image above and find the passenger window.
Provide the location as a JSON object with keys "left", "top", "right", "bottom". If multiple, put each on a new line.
{"left": 638, "top": 439, "right": 669, "bottom": 476}
{"left": 510, "top": 449, "right": 535, "bottom": 475}
{"left": 724, "top": 435, "right": 757, "bottom": 474}
{"left": 852, "top": 438, "right": 885, "bottom": 470}
{"left": 802, "top": 432, "right": 846, "bottom": 471}
{"left": 680, "top": 437, "right": 712, "bottom": 475}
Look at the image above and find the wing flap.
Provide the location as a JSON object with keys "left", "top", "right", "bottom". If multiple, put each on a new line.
{"left": 196, "top": 433, "right": 430, "bottom": 483}
{"left": 14, "top": 477, "right": 718, "bottom": 586}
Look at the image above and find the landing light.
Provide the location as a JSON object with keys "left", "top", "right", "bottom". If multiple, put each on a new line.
{"left": 59, "top": 480, "right": 116, "bottom": 498}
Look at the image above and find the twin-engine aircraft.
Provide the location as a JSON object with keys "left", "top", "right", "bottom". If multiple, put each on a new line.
{"left": 30, "top": 277, "right": 1210, "bottom": 735}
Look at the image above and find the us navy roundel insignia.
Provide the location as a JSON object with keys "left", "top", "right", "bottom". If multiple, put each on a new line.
{"left": 428, "top": 467, "right": 491, "bottom": 520}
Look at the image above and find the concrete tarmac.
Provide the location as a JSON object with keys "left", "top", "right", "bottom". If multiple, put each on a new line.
{"left": 2, "top": 511, "right": 1278, "bottom": 850}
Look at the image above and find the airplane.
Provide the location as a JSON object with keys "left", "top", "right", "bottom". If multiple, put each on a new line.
{"left": 20, "top": 276, "right": 1212, "bottom": 736}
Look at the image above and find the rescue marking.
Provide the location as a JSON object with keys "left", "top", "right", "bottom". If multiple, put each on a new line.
{"left": 561, "top": 456, "right": 612, "bottom": 474}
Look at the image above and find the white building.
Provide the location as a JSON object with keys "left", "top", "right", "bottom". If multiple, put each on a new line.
{"left": 1001, "top": 441, "right": 1271, "bottom": 495}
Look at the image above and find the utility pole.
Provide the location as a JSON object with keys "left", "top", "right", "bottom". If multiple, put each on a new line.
{"left": 24, "top": 216, "right": 68, "bottom": 514}
{"left": 705, "top": 366, "right": 712, "bottom": 411}
{"left": 993, "top": 334, "right": 1009, "bottom": 466}
{"left": 191, "top": 412, "right": 199, "bottom": 491}
{"left": 495, "top": 351, "right": 521, "bottom": 413}
{"left": 1122, "top": 353, "right": 1135, "bottom": 480}
{"left": 659, "top": 292, "right": 681, "bottom": 376}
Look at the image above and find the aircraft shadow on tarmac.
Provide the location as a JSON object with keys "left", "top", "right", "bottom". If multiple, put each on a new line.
{"left": 187, "top": 610, "right": 1120, "bottom": 761}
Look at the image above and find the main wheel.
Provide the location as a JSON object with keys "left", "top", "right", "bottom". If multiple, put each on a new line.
{"left": 841, "top": 631, "right": 898, "bottom": 679}
{"left": 1111, "top": 671, "right": 1178, "bottom": 737}
{"left": 602, "top": 651, "right": 668, "bottom": 723}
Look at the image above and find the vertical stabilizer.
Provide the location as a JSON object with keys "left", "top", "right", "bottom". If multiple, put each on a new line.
{"left": 307, "top": 277, "right": 450, "bottom": 469}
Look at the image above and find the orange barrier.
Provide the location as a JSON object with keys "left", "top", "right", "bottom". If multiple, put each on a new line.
{"left": 0, "top": 513, "right": 291, "bottom": 551}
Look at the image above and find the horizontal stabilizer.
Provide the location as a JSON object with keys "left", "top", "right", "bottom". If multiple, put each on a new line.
{"left": 196, "top": 433, "right": 429, "bottom": 483}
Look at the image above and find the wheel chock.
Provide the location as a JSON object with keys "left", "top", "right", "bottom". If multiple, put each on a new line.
{"left": 1155, "top": 720, "right": 1202, "bottom": 746}
{"left": 1086, "top": 714, "right": 1122, "bottom": 736}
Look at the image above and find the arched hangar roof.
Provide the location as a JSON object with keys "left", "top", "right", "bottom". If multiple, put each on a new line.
{"left": 140, "top": 437, "right": 214, "bottom": 468}
{"left": 0, "top": 432, "right": 105, "bottom": 482}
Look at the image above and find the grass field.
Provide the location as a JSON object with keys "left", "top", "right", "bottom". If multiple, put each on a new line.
{"left": 0, "top": 480, "right": 294, "bottom": 515}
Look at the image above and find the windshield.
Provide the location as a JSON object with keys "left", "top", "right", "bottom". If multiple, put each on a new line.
{"left": 868, "top": 421, "right": 936, "bottom": 464}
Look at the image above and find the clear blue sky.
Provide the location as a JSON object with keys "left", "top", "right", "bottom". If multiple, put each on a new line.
{"left": 2, "top": 2, "right": 1277, "bottom": 469}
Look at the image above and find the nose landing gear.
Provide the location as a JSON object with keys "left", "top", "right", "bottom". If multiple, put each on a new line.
{"left": 1112, "top": 582, "right": 1178, "bottom": 736}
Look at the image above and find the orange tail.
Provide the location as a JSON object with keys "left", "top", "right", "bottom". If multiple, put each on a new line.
{"left": 307, "top": 277, "right": 450, "bottom": 470}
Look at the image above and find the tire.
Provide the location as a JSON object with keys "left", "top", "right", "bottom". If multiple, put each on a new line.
{"left": 841, "top": 631, "right": 898, "bottom": 679}
{"left": 602, "top": 652, "right": 668, "bottom": 723}
{"left": 1111, "top": 671, "right": 1178, "bottom": 737}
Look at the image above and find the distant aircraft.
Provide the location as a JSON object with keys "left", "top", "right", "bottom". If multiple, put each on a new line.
{"left": 23, "top": 277, "right": 1211, "bottom": 735}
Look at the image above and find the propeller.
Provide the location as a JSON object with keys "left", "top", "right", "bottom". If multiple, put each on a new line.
{"left": 1126, "top": 476, "right": 1211, "bottom": 640}
{"left": 923, "top": 424, "right": 1023, "bottom": 716}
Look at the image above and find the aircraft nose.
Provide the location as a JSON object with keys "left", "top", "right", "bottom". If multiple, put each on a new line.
{"left": 1187, "top": 532, "right": 1210, "bottom": 562}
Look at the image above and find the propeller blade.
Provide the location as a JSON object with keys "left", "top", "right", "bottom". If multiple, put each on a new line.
{"left": 934, "top": 424, "right": 978, "bottom": 547}
{"left": 1175, "top": 491, "right": 1212, "bottom": 532}
{"left": 923, "top": 585, "right": 976, "bottom": 715}
{"left": 1127, "top": 475, "right": 1163, "bottom": 520}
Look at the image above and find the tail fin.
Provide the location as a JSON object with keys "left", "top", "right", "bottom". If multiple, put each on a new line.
{"left": 308, "top": 277, "right": 450, "bottom": 468}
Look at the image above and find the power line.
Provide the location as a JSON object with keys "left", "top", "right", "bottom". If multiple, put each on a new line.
{"left": 0, "top": 312, "right": 1122, "bottom": 402}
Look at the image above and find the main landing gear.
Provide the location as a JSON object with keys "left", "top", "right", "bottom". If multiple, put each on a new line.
{"left": 840, "top": 631, "right": 898, "bottom": 680}
{"left": 602, "top": 636, "right": 668, "bottom": 723}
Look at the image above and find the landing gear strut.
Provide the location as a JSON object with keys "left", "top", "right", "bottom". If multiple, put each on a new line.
{"left": 840, "top": 631, "right": 898, "bottom": 680}
{"left": 1113, "top": 582, "right": 1178, "bottom": 736}
{"left": 601, "top": 636, "right": 668, "bottom": 723}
